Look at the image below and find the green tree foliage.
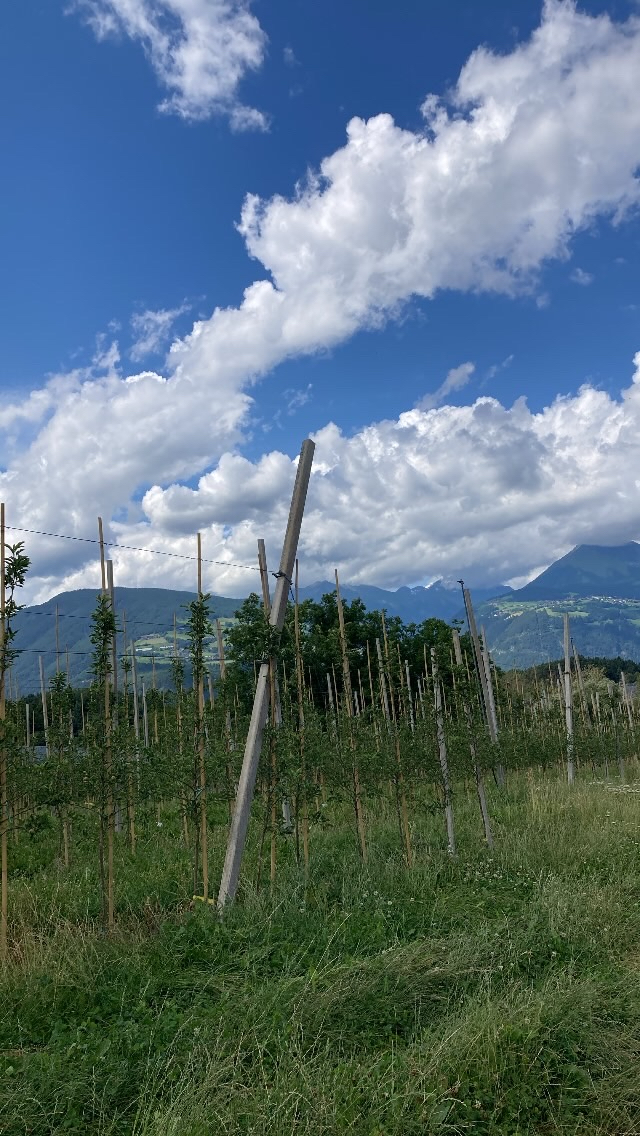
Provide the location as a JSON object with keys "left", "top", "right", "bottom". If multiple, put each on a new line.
{"left": 226, "top": 590, "right": 460, "bottom": 710}
{"left": 0, "top": 541, "right": 30, "bottom": 683}
{"left": 185, "top": 594, "right": 213, "bottom": 690}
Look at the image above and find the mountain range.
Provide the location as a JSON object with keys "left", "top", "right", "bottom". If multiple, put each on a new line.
{"left": 297, "top": 579, "right": 512, "bottom": 622}
{"left": 6, "top": 542, "right": 640, "bottom": 692}
{"left": 476, "top": 543, "right": 640, "bottom": 669}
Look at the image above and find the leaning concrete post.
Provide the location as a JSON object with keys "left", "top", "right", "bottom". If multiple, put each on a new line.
{"left": 217, "top": 440, "right": 315, "bottom": 909}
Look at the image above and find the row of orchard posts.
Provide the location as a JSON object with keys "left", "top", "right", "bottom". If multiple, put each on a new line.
{"left": 2, "top": 605, "right": 638, "bottom": 936}
{"left": 2, "top": 460, "right": 640, "bottom": 947}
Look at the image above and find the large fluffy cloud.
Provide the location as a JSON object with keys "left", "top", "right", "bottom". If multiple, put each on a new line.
{"left": 5, "top": 1, "right": 640, "bottom": 598}
{"left": 11, "top": 358, "right": 640, "bottom": 604}
{"left": 239, "top": 0, "right": 640, "bottom": 309}
{"left": 72, "top": 0, "right": 268, "bottom": 128}
{"left": 133, "top": 353, "right": 640, "bottom": 595}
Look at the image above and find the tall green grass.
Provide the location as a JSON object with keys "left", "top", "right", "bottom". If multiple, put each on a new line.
{"left": 2, "top": 773, "right": 640, "bottom": 1134}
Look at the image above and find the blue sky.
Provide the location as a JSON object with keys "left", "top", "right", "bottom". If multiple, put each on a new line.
{"left": 2, "top": 1, "right": 640, "bottom": 601}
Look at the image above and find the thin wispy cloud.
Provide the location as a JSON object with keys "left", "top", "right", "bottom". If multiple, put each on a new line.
{"left": 284, "top": 384, "right": 312, "bottom": 414}
{"left": 570, "top": 267, "right": 594, "bottom": 286}
{"left": 417, "top": 363, "right": 475, "bottom": 411}
{"left": 130, "top": 304, "right": 189, "bottom": 362}
{"left": 486, "top": 355, "right": 514, "bottom": 382}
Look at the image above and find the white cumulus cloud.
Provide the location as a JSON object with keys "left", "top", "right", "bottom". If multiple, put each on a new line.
{"left": 135, "top": 354, "right": 640, "bottom": 595}
{"left": 71, "top": 0, "right": 268, "bottom": 128}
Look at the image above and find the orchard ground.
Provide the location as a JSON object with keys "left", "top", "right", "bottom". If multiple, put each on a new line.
{"left": 1, "top": 769, "right": 640, "bottom": 1135}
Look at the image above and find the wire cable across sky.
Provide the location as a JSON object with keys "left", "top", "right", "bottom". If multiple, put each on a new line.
{"left": 6, "top": 524, "right": 261, "bottom": 572}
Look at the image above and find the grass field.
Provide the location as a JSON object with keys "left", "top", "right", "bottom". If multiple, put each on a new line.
{"left": 2, "top": 772, "right": 640, "bottom": 1134}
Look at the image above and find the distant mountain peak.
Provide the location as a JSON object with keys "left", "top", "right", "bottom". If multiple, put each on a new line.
{"left": 513, "top": 541, "right": 640, "bottom": 602}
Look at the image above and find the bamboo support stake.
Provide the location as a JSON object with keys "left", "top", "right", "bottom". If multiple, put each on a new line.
{"left": 151, "top": 656, "right": 159, "bottom": 747}
{"left": 142, "top": 682, "right": 149, "bottom": 749}
{"left": 327, "top": 672, "right": 335, "bottom": 714}
{"left": 480, "top": 626, "right": 499, "bottom": 737}
{"left": 218, "top": 439, "right": 314, "bottom": 909}
{"left": 215, "top": 619, "right": 234, "bottom": 823}
{"left": 572, "top": 642, "right": 591, "bottom": 728}
{"left": 376, "top": 639, "right": 391, "bottom": 726}
{"left": 55, "top": 604, "right": 60, "bottom": 675}
{"left": 336, "top": 568, "right": 368, "bottom": 862}
{"left": 98, "top": 516, "right": 107, "bottom": 593}
{"left": 404, "top": 660, "right": 415, "bottom": 733}
{"left": 131, "top": 645, "right": 140, "bottom": 741}
{"left": 453, "top": 629, "right": 493, "bottom": 847}
{"left": 122, "top": 612, "right": 136, "bottom": 855}
{"left": 620, "top": 671, "right": 634, "bottom": 729}
{"left": 97, "top": 521, "right": 114, "bottom": 932}
{"left": 294, "top": 560, "right": 309, "bottom": 871}
{"left": 461, "top": 585, "right": 504, "bottom": 787}
{"left": 563, "top": 614, "right": 575, "bottom": 784}
{"left": 366, "top": 641, "right": 376, "bottom": 711}
{"left": 331, "top": 665, "right": 340, "bottom": 715}
{"left": 620, "top": 670, "right": 635, "bottom": 769}
{"left": 358, "top": 668, "right": 367, "bottom": 715}
{"left": 381, "top": 612, "right": 398, "bottom": 721}
{"left": 196, "top": 532, "right": 209, "bottom": 902}
{"left": 39, "top": 657, "right": 49, "bottom": 758}
{"left": 431, "top": 647, "right": 456, "bottom": 856}
{"left": 173, "top": 615, "right": 189, "bottom": 847}
{"left": 107, "top": 561, "right": 123, "bottom": 833}
{"left": 376, "top": 639, "right": 412, "bottom": 866}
